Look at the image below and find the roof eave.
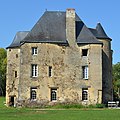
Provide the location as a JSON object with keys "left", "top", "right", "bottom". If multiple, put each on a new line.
{"left": 77, "top": 42, "right": 103, "bottom": 45}
{"left": 96, "top": 37, "right": 112, "bottom": 41}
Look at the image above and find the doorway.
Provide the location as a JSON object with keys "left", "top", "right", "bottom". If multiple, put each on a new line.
{"left": 9, "top": 96, "right": 14, "bottom": 106}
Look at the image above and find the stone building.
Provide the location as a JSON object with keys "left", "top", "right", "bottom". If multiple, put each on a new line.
{"left": 6, "top": 9, "right": 113, "bottom": 107}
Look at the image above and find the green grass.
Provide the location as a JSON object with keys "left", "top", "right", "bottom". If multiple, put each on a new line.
{"left": 0, "top": 97, "right": 6, "bottom": 108}
{"left": 0, "top": 97, "right": 120, "bottom": 120}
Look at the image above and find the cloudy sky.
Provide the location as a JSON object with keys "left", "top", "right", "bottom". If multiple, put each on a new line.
{"left": 0, "top": 0, "right": 119, "bottom": 64}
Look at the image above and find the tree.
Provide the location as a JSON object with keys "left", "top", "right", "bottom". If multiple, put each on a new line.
{"left": 0, "top": 48, "right": 7, "bottom": 96}
{"left": 112, "top": 62, "right": 120, "bottom": 100}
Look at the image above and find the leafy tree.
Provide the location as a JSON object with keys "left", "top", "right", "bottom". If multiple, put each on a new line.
{"left": 112, "top": 62, "right": 120, "bottom": 100}
{"left": 0, "top": 48, "right": 7, "bottom": 96}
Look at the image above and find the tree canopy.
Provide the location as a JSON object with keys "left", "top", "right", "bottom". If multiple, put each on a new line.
{"left": 112, "top": 62, "right": 120, "bottom": 100}
{"left": 0, "top": 48, "right": 7, "bottom": 96}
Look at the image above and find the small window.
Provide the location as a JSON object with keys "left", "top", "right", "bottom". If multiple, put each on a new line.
{"left": 30, "top": 88, "right": 37, "bottom": 100}
{"left": 82, "top": 49, "right": 88, "bottom": 56}
{"left": 82, "top": 88, "right": 88, "bottom": 101}
{"left": 49, "top": 66, "right": 52, "bottom": 77}
{"left": 32, "top": 47, "right": 37, "bottom": 55}
{"left": 51, "top": 88, "right": 57, "bottom": 101}
{"left": 31, "top": 64, "right": 38, "bottom": 77}
{"left": 15, "top": 71, "right": 17, "bottom": 78}
{"left": 16, "top": 54, "right": 18, "bottom": 58}
{"left": 82, "top": 66, "right": 88, "bottom": 79}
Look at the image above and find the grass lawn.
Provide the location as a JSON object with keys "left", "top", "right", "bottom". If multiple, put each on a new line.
{"left": 0, "top": 97, "right": 120, "bottom": 120}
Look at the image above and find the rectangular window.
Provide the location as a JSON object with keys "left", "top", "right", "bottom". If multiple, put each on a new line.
{"left": 82, "top": 66, "right": 88, "bottom": 79}
{"left": 82, "top": 49, "right": 88, "bottom": 56}
{"left": 82, "top": 88, "right": 88, "bottom": 101}
{"left": 32, "top": 47, "right": 38, "bottom": 55}
{"left": 30, "top": 87, "right": 37, "bottom": 100}
{"left": 15, "top": 71, "right": 17, "bottom": 78}
{"left": 31, "top": 64, "right": 38, "bottom": 77}
{"left": 49, "top": 66, "right": 52, "bottom": 77}
{"left": 16, "top": 54, "right": 18, "bottom": 58}
{"left": 51, "top": 88, "right": 57, "bottom": 101}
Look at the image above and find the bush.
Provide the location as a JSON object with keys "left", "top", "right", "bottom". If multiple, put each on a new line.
{"left": 95, "top": 104, "right": 105, "bottom": 108}
{"left": 47, "top": 103, "right": 106, "bottom": 109}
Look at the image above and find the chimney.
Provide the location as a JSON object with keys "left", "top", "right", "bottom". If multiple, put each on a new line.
{"left": 66, "top": 8, "right": 76, "bottom": 47}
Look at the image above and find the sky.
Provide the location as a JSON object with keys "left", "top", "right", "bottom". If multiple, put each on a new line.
{"left": 0, "top": 0, "right": 119, "bottom": 64}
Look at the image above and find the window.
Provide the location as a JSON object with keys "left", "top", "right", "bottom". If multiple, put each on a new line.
{"left": 82, "top": 66, "right": 88, "bottom": 79}
{"left": 16, "top": 54, "right": 18, "bottom": 58}
{"left": 49, "top": 66, "right": 52, "bottom": 77}
{"left": 51, "top": 88, "right": 57, "bottom": 101}
{"left": 82, "top": 88, "right": 88, "bottom": 101}
{"left": 31, "top": 64, "right": 38, "bottom": 77}
{"left": 82, "top": 49, "right": 88, "bottom": 56}
{"left": 15, "top": 71, "right": 17, "bottom": 78}
{"left": 32, "top": 47, "right": 37, "bottom": 55}
{"left": 30, "top": 88, "right": 37, "bottom": 100}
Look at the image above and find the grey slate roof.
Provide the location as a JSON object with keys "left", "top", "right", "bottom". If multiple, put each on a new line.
{"left": 22, "top": 11, "right": 67, "bottom": 43}
{"left": 89, "top": 23, "right": 111, "bottom": 40}
{"left": 7, "top": 31, "right": 29, "bottom": 48}
{"left": 76, "top": 21, "right": 102, "bottom": 44}
{"left": 7, "top": 10, "right": 111, "bottom": 48}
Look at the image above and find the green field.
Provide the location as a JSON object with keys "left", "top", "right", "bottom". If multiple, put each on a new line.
{"left": 0, "top": 97, "right": 120, "bottom": 120}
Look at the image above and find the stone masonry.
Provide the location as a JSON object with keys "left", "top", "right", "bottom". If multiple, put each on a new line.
{"left": 6, "top": 9, "right": 113, "bottom": 107}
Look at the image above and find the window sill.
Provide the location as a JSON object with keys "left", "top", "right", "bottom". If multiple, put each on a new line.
{"left": 82, "top": 100, "right": 88, "bottom": 102}
{"left": 30, "top": 99, "right": 37, "bottom": 101}
{"left": 31, "top": 76, "right": 38, "bottom": 78}
{"left": 51, "top": 100, "right": 57, "bottom": 102}
{"left": 83, "top": 78, "right": 88, "bottom": 80}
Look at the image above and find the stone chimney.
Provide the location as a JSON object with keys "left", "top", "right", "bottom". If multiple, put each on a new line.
{"left": 66, "top": 8, "right": 76, "bottom": 47}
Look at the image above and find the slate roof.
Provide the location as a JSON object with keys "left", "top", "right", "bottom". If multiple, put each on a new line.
{"left": 7, "top": 31, "right": 29, "bottom": 48}
{"left": 7, "top": 10, "right": 111, "bottom": 48}
{"left": 76, "top": 21, "right": 102, "bottom": 44}
{"left": 89, "top": 23, "right": 111, "bottom": 40}
{"left": 22, "top": 11, "right": 67, "bottom": 44}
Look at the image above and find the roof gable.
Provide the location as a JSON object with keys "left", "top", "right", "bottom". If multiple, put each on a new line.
{"left": 89, "top": 23, "right": 111, "bottom": 40}
{"left": 23, "top": 11, "right": 102, "bottom": 44}
{"left": 8, "top": 10, "right": 109, "bottom": 48}
{"left": 76, "top": 21, "right": 102, "bottom": 44}
{"left": 7, "top": 31, "right": 29, "bottom": 48}
{"left": 23, "top": 11, "right": 67, "bottom": 43}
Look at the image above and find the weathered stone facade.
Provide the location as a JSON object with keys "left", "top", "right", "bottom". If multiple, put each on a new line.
{"left": 6, "top": 9, "right": 113, "bottom": 107}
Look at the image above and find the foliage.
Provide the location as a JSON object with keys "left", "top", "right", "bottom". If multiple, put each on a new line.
{"left": 112, "top": 62, "right": 120, "bottom": 100}
{"left": 0, "top": 97, "right": 6, "bottom": 108}
{"left": 0, "top": 48, "right": 7, "bottom": 96}
{"left": 46, "top": 103, "right": 105, "bottom": 109}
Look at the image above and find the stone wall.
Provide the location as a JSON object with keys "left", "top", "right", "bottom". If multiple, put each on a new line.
{"left": 14, "top": 42, "right": 102, "bottom": 106}
{"left": 6, "top": 48, "right": 20, "bottom": 106}
{"left": 99, "top": 39, "right": 113, "bottom": 103}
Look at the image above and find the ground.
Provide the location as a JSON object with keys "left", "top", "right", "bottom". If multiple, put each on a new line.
{"left": 0, "top": 97, "right": 120, "bottom": 120}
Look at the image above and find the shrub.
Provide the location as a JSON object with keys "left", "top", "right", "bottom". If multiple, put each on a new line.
{"left": 95, "top": 104, "right": 105, "bottom": 108}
